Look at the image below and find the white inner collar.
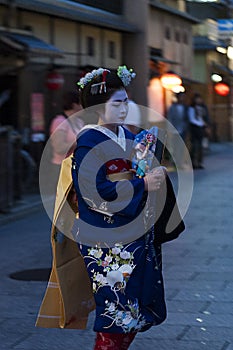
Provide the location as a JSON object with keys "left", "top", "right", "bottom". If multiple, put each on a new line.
{"left": 81, "top": 125, "right": 126, "bottom": 151}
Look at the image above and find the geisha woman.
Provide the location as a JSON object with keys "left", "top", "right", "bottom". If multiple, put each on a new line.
{"left": 36, "top": 66, "right": 185, "bottom": 350}
{"left": 71, "top": 66, "right": 184, "bottom": 349}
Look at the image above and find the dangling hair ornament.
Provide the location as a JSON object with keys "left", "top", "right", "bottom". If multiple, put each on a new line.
{"left": 77, "top": 68, "right": 110, "bottom": 94}
{"left": 90, "top": 69, "right": 109, "bottom": 95}
{"left": 117, "top": 65, "right": 136, "bottom": 86}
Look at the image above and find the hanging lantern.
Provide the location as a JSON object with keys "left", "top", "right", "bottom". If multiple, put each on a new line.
{"left": 46, "top": 71, "right": 64, "bottom": 90}
{"left": 160, "top": 72, "right": 182, "bottom": 90}
{"left": 211, "top": 73, "right": 222, "bottom": 83}
{"left": 172, "top": 85, "right": 185, "bottom": 93}
{"left": 214, "top": 82, "right": 230, "bottom": 96}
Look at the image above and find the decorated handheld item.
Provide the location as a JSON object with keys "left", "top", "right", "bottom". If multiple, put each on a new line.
{"left": 132, "top": 126, "right": 167, "bottom": 177}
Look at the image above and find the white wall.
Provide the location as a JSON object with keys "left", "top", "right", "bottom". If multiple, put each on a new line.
{"left": 149, "top": 8, "right": 193, "bottom": 79}
{"left": 19, "top": 11, "right": 51, "bottom": 64}
{"left": 102, "top": 30, "right": 122, "bottom": 68}
{"left": 79, "top": 24, "right": 101, "bottom": 67}
{"left": 54, "top": 18, "right": 77, "bottom": 66}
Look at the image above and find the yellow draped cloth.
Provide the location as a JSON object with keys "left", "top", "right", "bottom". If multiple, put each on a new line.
{"left": 35, "top": 155, "right": 95, "bottom": 329}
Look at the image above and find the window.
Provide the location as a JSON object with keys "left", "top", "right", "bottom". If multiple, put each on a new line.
{"left": 175, "top": 31, "right": 180, "bottom": 43}
{"left": 183, "top": 32, "right": 188, "bottom": 45}
{"left": 165, "top": 26, "right": 171, "bottom": 40}
{"left": 87, "top": 36, "right": 95, "bottom": 56}
{"left": 108, "top": 41, "right": 116, "bottom": 59}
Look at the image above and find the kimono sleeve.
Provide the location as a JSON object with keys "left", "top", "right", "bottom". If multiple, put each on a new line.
{"left": 154, "top": 175, "right": 185, "bottom": 245}
{"left": 72, "top": 143, "right": 145, "bottom": 219}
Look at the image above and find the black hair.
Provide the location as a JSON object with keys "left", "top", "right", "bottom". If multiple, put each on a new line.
{"left": 63, "top": 91, "right": 80, "bottom": 111}
{"left": 79, "top": 69, "right": 125, "bottom": 109}
{"left": 176, "top": 92, "right": 185, "bottom": 98}
{"left": 191, "top": 93, "right": 203, "bottom": 107}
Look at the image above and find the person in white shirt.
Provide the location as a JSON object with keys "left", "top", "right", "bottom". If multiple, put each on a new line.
{"left": 123, "top": 88, "right": 142, "bottom": 135}
{"left": 188, "top": 93, "right": 209, "bottom": 169}
{"left": 123, "top": 99, "right": 142, "bottom": 135}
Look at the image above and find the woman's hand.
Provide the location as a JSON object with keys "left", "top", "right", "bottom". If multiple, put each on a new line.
{"left": 144, "top": 166, "right": 167, "bottom": 191}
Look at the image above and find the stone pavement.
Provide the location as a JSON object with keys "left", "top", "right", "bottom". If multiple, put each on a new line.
{"left": 0, "top": 142, "right": 233, "bottom": 350}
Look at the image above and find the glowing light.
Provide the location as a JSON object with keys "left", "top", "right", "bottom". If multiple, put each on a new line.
{"left": 211, "top": 74, "right": 222, "bottom": 83}
{"left": 227, "top": 46, "right": 233, "bottom": 60}
{"left": 214, "top": 82, "right": 230, "bottom": 96}
{"left": 161, "top": 73, "right": 182, "bottom": 90}
{"left": 172, "top": 85, "right": 185, "bottom": 93}
{"left": 216, "top": 46, "right": 227, "bottom": 54}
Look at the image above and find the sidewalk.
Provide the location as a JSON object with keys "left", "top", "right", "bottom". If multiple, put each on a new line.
{"left": 0, "top": 193, "right": 43, "bottom": 227}
{"left": 0, "top": 142, "right": 233, "bottom": 350}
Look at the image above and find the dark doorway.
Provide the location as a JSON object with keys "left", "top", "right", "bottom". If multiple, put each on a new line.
{"left": 0, "top": 74, "right": 18, "bottom": 129}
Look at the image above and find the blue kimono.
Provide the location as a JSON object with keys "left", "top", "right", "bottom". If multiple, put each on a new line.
{"left": 71, "top": 125, "right": 167, "bottom": 334}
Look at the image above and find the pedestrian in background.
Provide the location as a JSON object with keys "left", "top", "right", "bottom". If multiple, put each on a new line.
{"left": 188, "top": 93, "right": 211, "bottom": 169}
{"left": 167, "top": 92, "right": 189, "bottom": 169}
{"left": 123, "top": 87, "right": 142, "bottom": 135}
{"left": 48, "top": 91, "right": 84, "bottom": 193}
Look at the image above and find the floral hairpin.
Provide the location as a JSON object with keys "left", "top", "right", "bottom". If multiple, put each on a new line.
{"left": 77, "top": 65, "right": 136, "bottom": 93}
{"left": 117, "top": 65, "right": 136, "bottom": 87}
{"left": 77, "top": 68, "right": 108, "bottom": 89}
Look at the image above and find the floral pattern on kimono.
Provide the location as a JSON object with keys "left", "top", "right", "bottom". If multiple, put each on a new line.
{"left": 79, "top": 229, "right": 166, "bottom": 334}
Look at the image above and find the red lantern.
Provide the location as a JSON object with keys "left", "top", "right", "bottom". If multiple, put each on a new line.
{"left": 214, "top": 82, "right": 230, "bottom": 96}
{"left": 160, "top": 72, "right": 182, "bottom": 90}
{"left": 46, "top": 71, "right": 64, "bottom": 90}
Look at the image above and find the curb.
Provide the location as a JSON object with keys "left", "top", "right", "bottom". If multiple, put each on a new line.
{"left": 0, "top": 198, "right": 43, "bottom": 227}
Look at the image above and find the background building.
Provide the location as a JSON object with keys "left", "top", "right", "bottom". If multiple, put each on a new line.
{"left": 0, "top": 0, "right": 202, "bottom": 205}
{"left": 148, "top": 0, "right": 198, "bottom": 122}
{"left": 187, "top": 0, "right": 233, "bottom": 141}
{"left": 0, "top": 0, "right": 145, "bottom": 141}
{"left": 0, "top": 0, "right": 198, "bottom": 136}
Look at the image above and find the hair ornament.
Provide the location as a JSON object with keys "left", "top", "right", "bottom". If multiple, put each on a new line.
{"left": 77, "top": 68, "right": 110, "bottom": 91}
{"left": 90, "top": 69, "right": 109, "bottom": 95}
{"left": 117, "top": 65, "right": 136, "bottom": 87}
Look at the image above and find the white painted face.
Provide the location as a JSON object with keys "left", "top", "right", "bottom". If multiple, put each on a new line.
{"left": 103, "top": 89, "right": 129, "bottom": 125}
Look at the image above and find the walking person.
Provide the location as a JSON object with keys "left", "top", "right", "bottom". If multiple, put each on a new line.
{"left": 123, "top": 87, "right": 142, "bottom": 135}
{"left": 48, "top": 91, "right": 84, "bottom": 193}
{"left": 167, "top": 92, "right": 189, "bottom": 169}
{"left": 36, "top": 66, "right": 185, "bottom": 349}
{"left": 188, "top": 93, "right": 210, "bottom": 169}
{"left": 72, "top": 66, "right": 185, "bottom": 349}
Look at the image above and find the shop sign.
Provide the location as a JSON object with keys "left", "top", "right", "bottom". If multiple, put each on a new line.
{"left": 30, "top": 93, "right": 45, "bottom": 132}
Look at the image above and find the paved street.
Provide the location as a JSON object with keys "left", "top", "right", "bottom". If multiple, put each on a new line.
{"left": 0, "top": 142, "right": 233, "bottom": 350}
